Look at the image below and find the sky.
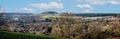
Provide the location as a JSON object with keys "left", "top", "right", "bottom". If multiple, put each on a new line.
{"left": 0, "top": 0, "right": 120, "bottom": 13}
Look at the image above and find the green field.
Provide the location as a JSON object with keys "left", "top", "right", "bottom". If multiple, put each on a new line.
{"left": 0, "top": 31, "right": 67, "bottom": 39}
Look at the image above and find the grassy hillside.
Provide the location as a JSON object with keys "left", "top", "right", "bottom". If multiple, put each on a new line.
{"left": 0, "top": 31, "right": 67, "bottom": 39}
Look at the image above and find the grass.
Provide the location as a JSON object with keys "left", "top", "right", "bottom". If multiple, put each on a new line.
{"left": 0, "top": 31, "right": 67, "bottom": 39}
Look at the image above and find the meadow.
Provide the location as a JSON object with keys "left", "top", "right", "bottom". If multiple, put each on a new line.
{"left": 0, "top": 31, "right": 67, "bottom": 39}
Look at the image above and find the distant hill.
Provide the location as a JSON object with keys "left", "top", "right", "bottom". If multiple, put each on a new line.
{"left": 41, "top": 11, "right": 58, "bottom": 14}
{"left": 74, "top": 13, "right": 118, "bottom": 17}
{"left": 0, "top": 12, "right": 119, "bottom": 17}
{"left": 0, "top": 13, "right": 33, "bottom": 16}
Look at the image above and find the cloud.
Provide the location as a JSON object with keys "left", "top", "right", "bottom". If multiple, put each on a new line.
{"left": 76, "top": 0, "right": 120, "bottom": 5}
{"left": 85, "top": 10, "right": 91, "bottom": 12}
{"left": 55, "top": 0, "right": 62, "bottom": 2}
{"left": 19, "top": 8, "right": 36, "bottom": 12}
{"left": 109, "top": 0, "right": 120, "bottom": 5}
{"left": 77, "top": 4, "right": 93, "bottom": 9}
{"left": 0, "top": 6, "right": 6, "bottom": 13}
{"left": 77, "top": 4, "right": 93, "bottom": 13}
{"left": 29, "top": 2, "right": 63, "bottom": 10}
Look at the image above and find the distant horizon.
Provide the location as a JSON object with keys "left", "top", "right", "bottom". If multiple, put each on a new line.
{"left": 0, "top": 12, "right": 120, "bottom": 14}
{"left": 1, "top": 0, "right": 120, "bottom": 13}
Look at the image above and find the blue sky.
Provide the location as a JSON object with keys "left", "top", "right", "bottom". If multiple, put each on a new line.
{"left": 0, "top": 0, "right": 120, "bottom": 13}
